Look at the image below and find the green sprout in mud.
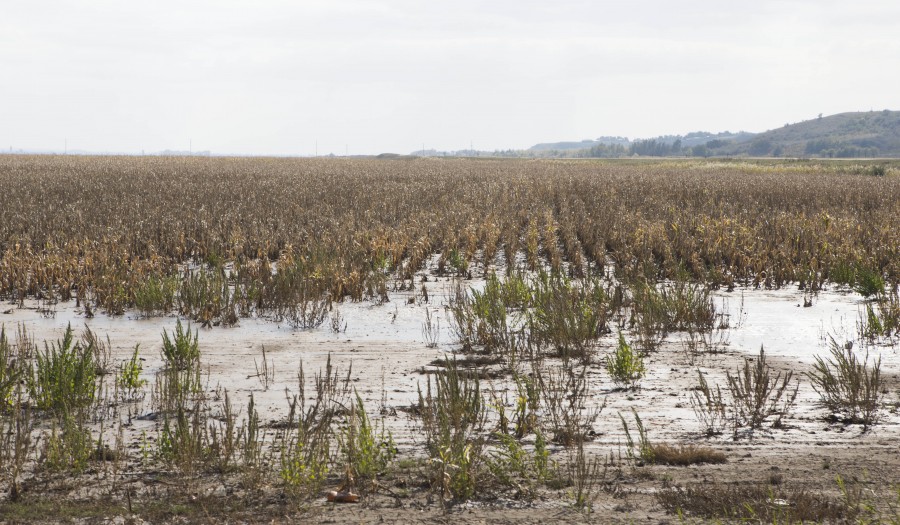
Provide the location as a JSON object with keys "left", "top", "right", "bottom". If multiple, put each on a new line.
{"left": 117, "top": 344, "right": 146, "bottom": 402}
{"left": 606, "top": 332, "right": 645, "bottom": 389}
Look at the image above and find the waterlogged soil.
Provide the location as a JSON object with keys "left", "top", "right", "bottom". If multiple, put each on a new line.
{"left": 3, "top": 276, "right": 900, "bottom": 524}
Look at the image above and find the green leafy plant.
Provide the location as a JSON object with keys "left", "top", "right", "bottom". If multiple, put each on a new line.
{"left": 855, "top": 267, "right": 885, "bottom": 298}
{"left": 134, "top": 274, "right": 178, "bottom": 317}
{"left": 29, "top": 324, "right": 97, "bottom": 415}
{"left": 339, "top": 391, "right": 397, "bottom": 491}
{"left": 606, "top": 332, "right": 645, "bottom": 389}
{"left": 416, "top": 357, "right": 487, "bottom": 502}
{"left": 487, "top": 431, "right": 555, "bottom": 499}
{"left": 116, "top": 345, "right": 146, "bottom": 403}
{"left": 161, "top": 320, "right": 200, "bottom": 370}
{"left": 0, "top": 327, "right": 22, "bottom": 410}
{"left": 42, "top": 414, "right": 93, "bottom": 474}
{"left": 280, "top": 356, "right": 350, "bottom": 499}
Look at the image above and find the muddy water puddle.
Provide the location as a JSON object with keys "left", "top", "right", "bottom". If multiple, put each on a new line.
{"left": 3, "top": 278, "right": 898, "bottom": 453}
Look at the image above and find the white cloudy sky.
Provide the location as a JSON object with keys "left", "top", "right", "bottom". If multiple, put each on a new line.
{"left": 2, "top": 0, "right": 898, "bottom": 155}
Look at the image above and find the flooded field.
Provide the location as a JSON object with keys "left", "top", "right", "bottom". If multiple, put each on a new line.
{"left": 1, "top": 156, "right": 899, "bottom": 523}
{"left": 3, "top": 271, "right": 899, "bottom": 523}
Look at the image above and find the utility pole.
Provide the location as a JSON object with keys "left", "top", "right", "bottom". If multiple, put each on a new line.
{"left": 64, "top": 138, "right": 67, "bottom": 154}
{"left": 315, "top": 140, "right": 318, "bottom": 157}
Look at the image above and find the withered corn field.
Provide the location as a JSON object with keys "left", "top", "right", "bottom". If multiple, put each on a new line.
{"left": 1, "top": 154, "right": 899, "bottom": 523}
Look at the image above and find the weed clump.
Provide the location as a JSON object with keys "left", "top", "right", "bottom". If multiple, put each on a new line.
{"left": 29, "top": 324, "right": 97, "bottom": 415}
{"left": 725, "top": 346, "right": 798, "bottom": 433}
{"left": 416, "top": 358, "right": 487, "bottom": 502}
{"left": 606, "top": 332, "right": 645, "bottom": 389}
{"left": 808, "top": 336, "right": 883, "bottom": 427}
{"left": 657, "top": 477, "right": 872, "bottom": 523}
{"left": 161, "top": 320, "right": 200, "bottom": 371}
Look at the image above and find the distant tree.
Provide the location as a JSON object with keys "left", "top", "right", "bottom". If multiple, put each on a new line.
{"left": 691, "top": 144, "right": 709, "bottom": 158}
{"left": 629, "top": 139, "right": 674, "bottom": 157}
{"left": 585, "top": 143, "right": 626, "bottom": 158}
{"left": 705, "top": 139, "right": 729, "bottom": 149}
{"left": 748, "top": 139, "right": 773, "bottom": 156}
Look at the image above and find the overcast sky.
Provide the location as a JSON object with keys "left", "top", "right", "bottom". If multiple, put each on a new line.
{"left": 2, "top": 1, "right": 898, "bottom": 155}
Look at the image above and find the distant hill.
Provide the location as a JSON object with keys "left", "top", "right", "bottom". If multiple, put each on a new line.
{"left": 677, "top": 130, "right": 756, "bottom": 148}
{"left": 709, "top": 110, "right": 900, "bottom": 158}
{"left": 529, "top": 136, "right": 630, "bottom": 152}
{"left": 407, "top": 110, "right": 900, "bottom": 159}
{"left": 521, "top": 110, "right": 900, "bottom": 159}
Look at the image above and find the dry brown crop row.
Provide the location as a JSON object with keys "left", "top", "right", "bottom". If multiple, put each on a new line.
{"left": 0, "top": 155, "right": 897, "bottom": 317}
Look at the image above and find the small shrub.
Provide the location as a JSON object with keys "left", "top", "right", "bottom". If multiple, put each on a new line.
{"left": 280, "top": 438, "right": 330, "bottom": 497}
{"left": 512, "top": 372, "right": 540, "bottom": 439}
{"left": 486, "top": 431, "right": 555, "bottom": 499}
{"left": 690, "top": 370, "right": 727, "bottom": 436}
{"left": 416, "top": 357, "right": 487, "bottom": 502}
{"left": 116, "top": 345, "right": 146, "bottom": 403}
{"left": 0, "top": 327, "right": 23, "bottom": 409}
{"left": 564, "top": 438, "right": 603, "bottom": 511}
{"left": 134, "top": 275, "right": 178, "bottom": 317}
{"left": 339, "top": 391, "right": 397, "bottom": 490}
{"left": 0, "top": 389, "right": 36, "bottom": 502}
{"left": 529, "top": 272, "right": 609, "bottom": 362}
{"left": 631, "top": 279, "right": 716, "bottom": 336}
{"left": 855, "top": 267, "right": 885, "bottom": 298}
{"left": 81, "top": 326, "right": 113, "bottom": 376}
{"left": 42, "top": 414, "right": 93, "bottom": 474}
{"left": 29, "top": 324, "right": 97, "bottom": 415}
{"left": 152, "top": 354, "right": 203, "bottom": 414}
{"left": 241, "top": 393, "right": 264, "bottom": 471}
{"left": 469, "top": 277, "right": 512, "bottom": 352}
{"left": 157, "top": 403, "right": 210, "bottom": 476}
{"left": 606, "top": 332, "right": 645, "bottom": 389}
{"left": 422, "top": 307, "right": 441, "bottom": 348}
{"left": 286, "top": 296, "right": 330, "bottom": 330}
{"left": 808, "top": 336, "right": 883, "bottom": 427}
{"left": 860, "top": 287, "right": 899, "bottom": 340}
{"left": 280, "top": 356, "right": 350, "bottom": 499}
{"left": 161, "top": 320, "right": 200, "bottom": 371}
{"left": 726, "top": 346, "right": 798, "bottom": 433}
{"left": 535, "top": 361, "right": 602, "bottom": 446}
